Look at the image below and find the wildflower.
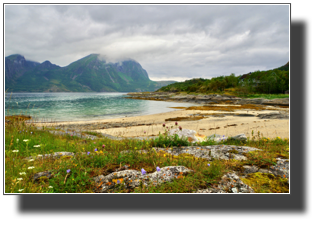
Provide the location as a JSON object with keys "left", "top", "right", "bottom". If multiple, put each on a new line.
{"left": 102, "top": 144, "right": 105, "bottom": 148}
{"left": 179, "top": 126, "right": 182, "bottom": 130}
{"left": 163, "top": 123, "right": 165, "bottom": 127}
{"left": 95, "top": 148, "right": 98, "bottom": 151}
{"left": 166, "top": 126, "right": 169, "bottom": 129}
{"left": 66, "top": 169, "right": 71, "bottom": 173}
{"left": 156, "top": 166, "right": 161, "bottom": 172}
{"left": 135, "top": 147, "right": 137, "bottom": 150}
{"left": 207, "top": 163, "right": 210, "bottom": 167}
{"left": 27, "top": 166, "right": 35, "bottom": 170}
{"left": 28, "top": 159, "right": 34, "bottom": 162}
{"left": 16, "top": 139, "right": 19, "bottom": 143}
{"left": 117, "top": 180, "right": 120, "bottom": 184}
{"left": 33, "top": 145, "right": 41, "bottom": 147}
{"left": 31, "top": 132, "right": 33, "bottom": 134}
{"left": 12, "top": 150, "right": 19, "bottom": 152}
{"left": 175, "top": 122, "right": 178, "bottom": 126}
{"left": 17, "top": 178, "right": 23, "bottom": 181}
{"left": 87, "top": 152, "right": 90, "bottom": 155}
{"left": 18, "top": 189, "right": 24, "bottom": 192}
{"left": 48, "top": 186, "right": 53, "bottom": 189}
{"left": 144, "top": 131, "right": 146, "bottom": 134}
{"left": 19, "top": 172, "right": 26, "bottom": 175}
{"left": 141, "top": 168, "right": 146, "bottom": 175}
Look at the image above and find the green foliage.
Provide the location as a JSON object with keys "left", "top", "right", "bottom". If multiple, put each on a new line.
{"left": 157, "top": 62, "right": 289, "bottom": 95}
{"left": 150, "top": 133, "right": 192, "bottom": 148}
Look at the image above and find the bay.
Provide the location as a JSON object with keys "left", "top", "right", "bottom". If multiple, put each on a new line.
{"left": 5, "top": 92, "right": 194, "bottom": 122}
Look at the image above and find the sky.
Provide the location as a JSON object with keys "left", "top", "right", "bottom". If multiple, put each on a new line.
{"left": 5, "top": 4, "right": 289, "bottom": 81}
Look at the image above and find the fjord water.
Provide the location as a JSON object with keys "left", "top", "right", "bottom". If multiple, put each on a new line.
{"left": 5, "top": 92, "right": 192, "bottom": 122}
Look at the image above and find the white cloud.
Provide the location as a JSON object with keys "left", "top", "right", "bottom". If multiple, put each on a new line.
{"left": 5, "top": 4, "right": 289, "bottom": 80}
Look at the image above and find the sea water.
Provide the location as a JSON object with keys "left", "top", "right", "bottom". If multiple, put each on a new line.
{"left": 5, "top": 92, "right": 194, "bottom": 122}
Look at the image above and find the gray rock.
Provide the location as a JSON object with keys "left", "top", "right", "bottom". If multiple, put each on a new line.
{"left": 243, "top": 165, "right": 259, "bottom": 174}
{"left": 33, "top": 171, "right": 53, "bottom": 182}
{"left": 257, "top": 112, "right": 289, "bottom": 119}
{"left": 124, "top": 145, "right": 261, "bottom": 161}
{"left": 194, "top": 172, "right": 254, "bottom": 193}
{"left": 261, "top": 98, "right": 289, "bottom": 106}
{"left": 25, "top": 152, "right": 75, "bottom": 161}
{"left": 229, "top": 133, "right": 247, "bottom": 141}
{"left": 93, "top": 166, "right": 194, "bottom": 193}
{"left": 269, "top": 158, "right": 289, "bottom": 179}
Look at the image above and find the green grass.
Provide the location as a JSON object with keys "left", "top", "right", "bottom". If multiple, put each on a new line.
{"left": 5, "top": 118, "right": 289, "bottom": 193}
{"left": 236, "top": 93, "right": 289, "bottom": 99}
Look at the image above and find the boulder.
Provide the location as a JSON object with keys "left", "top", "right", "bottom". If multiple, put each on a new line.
{"left": 229, "top": 133, "right": 247, "bottom": 141}
{"left": 33, "top": 171, "right": 53, "bottom": 182}
{"left": 168, "top": 128, "right": 206, "bottom": 143}
{"left": 93, "top": 166, "right": 194, "bottom": 193}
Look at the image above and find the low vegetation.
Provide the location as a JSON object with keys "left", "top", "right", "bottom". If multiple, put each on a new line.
{"left": 5, "top": 117, "right": 289, "bottom": 193}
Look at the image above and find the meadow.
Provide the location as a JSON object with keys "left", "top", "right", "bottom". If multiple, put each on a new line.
{"left": 5, "top": 115, "right": 289, "bottom": 193}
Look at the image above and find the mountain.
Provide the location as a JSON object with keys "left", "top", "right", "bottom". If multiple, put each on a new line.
{"left": 5, "top": 54, "right": 176, "bottom": 92}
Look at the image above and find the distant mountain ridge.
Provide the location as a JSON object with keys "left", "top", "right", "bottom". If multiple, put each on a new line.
{"left": 5, "top": 54, "right": 176, "bottom": 92}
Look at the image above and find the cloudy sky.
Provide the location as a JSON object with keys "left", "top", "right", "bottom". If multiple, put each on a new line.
{"left": 5, "top": 4, "right": 289, "bottom": 81}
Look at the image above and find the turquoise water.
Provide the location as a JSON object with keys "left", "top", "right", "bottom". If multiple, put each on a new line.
{"left": 5, "top": 92, "right": 194, "bottom": 122}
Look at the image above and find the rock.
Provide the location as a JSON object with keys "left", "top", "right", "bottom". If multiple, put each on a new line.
{"left": 229, "top": 133, "right": 247, "bottom": 141}
{"left": 243, "top": 165, "right": 259, "bottom": 174}
{"left": 269, "top": 158, "right": 289, "bottom": 179}
{"left": 123, "top": 145, "right": 261, "bottom": 161}
{"left": 261, "top": 98, "right": 289, "bottom": 106}
{"left": 258, "top": 168, "right": 273, "bottom": 174}
{"left": 194, "top": 172, "right": 255, "bottom": 193}
{"left": 25, "top": 152, "right": 75, "bottom": 161}
{"left": 257, "top": 112, "right": 289, "bottom": 119}
{"left": 236, "top": 98, "right": 264, "bottom": 105}
{"left": 168, "top": 128, "right": 206, "bottom": 143}
{"left": 33, "top": 171, "right": 53, "bottom": 182}
{"left": 93, "top": 166, "right": 194, "bottom": 193}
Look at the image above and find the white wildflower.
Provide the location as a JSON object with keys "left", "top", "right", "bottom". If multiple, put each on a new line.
{"left": 48, "top": 186, "right": 53, "bottom": 189}
{"left": 12, "top": 150, "right": 19, "bottom": 152}
{"left": 27, "top": 166, "right": 35, "bottom": 170}
{"left": 18, "top": 189, "right": 24, "bottom": 192}
{"left": 19, "top": 172, "right": 26, "bottom": 175}
{"left": 33, "top": 145, "right": 41, "bottom": 147}
{"left": 28, "top": 159, "right": 35, "bottom": 162}
{"left": 23, "top": 139, "right": 30, "bottom": 142}
{"left": 17, "top": 178, "right": 23, "bottom": 181}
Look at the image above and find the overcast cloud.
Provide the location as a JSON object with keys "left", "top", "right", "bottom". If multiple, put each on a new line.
{"left": 5, "top": 4, "right": 289, "bottom": 81}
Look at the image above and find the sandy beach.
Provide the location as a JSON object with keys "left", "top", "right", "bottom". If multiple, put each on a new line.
{"left": 35, "top": 104, "right": 289, "bottom": 139}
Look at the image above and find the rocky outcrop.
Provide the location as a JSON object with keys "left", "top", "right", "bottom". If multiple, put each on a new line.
{"left": 257, "top": 111, "right": 289, "bottom": 119}
{"left": 26, "top": 144, "right": 288, "bottom": 193}
{"left": 126, "top": 92, "right": 289, "bottom": 106}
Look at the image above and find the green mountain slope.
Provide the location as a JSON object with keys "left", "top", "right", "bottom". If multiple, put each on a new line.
{"left": 5, "top": 54, "right": 176, "bottom": 92}
{"left": 157, "top": 62, "right": 289, "bottom": 94}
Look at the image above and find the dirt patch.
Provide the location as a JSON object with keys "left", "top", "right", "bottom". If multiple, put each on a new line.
{"left": 165, "top": 116, "right": 206, "bottom": 122}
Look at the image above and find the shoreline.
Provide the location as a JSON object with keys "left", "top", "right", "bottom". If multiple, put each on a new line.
{"left": 34, "top": 102, "right": 289, "bottom": 139}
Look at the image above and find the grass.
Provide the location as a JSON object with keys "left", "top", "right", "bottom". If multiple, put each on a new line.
{"left": 5, "top": 117, "right": 289, "bottom": 193}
